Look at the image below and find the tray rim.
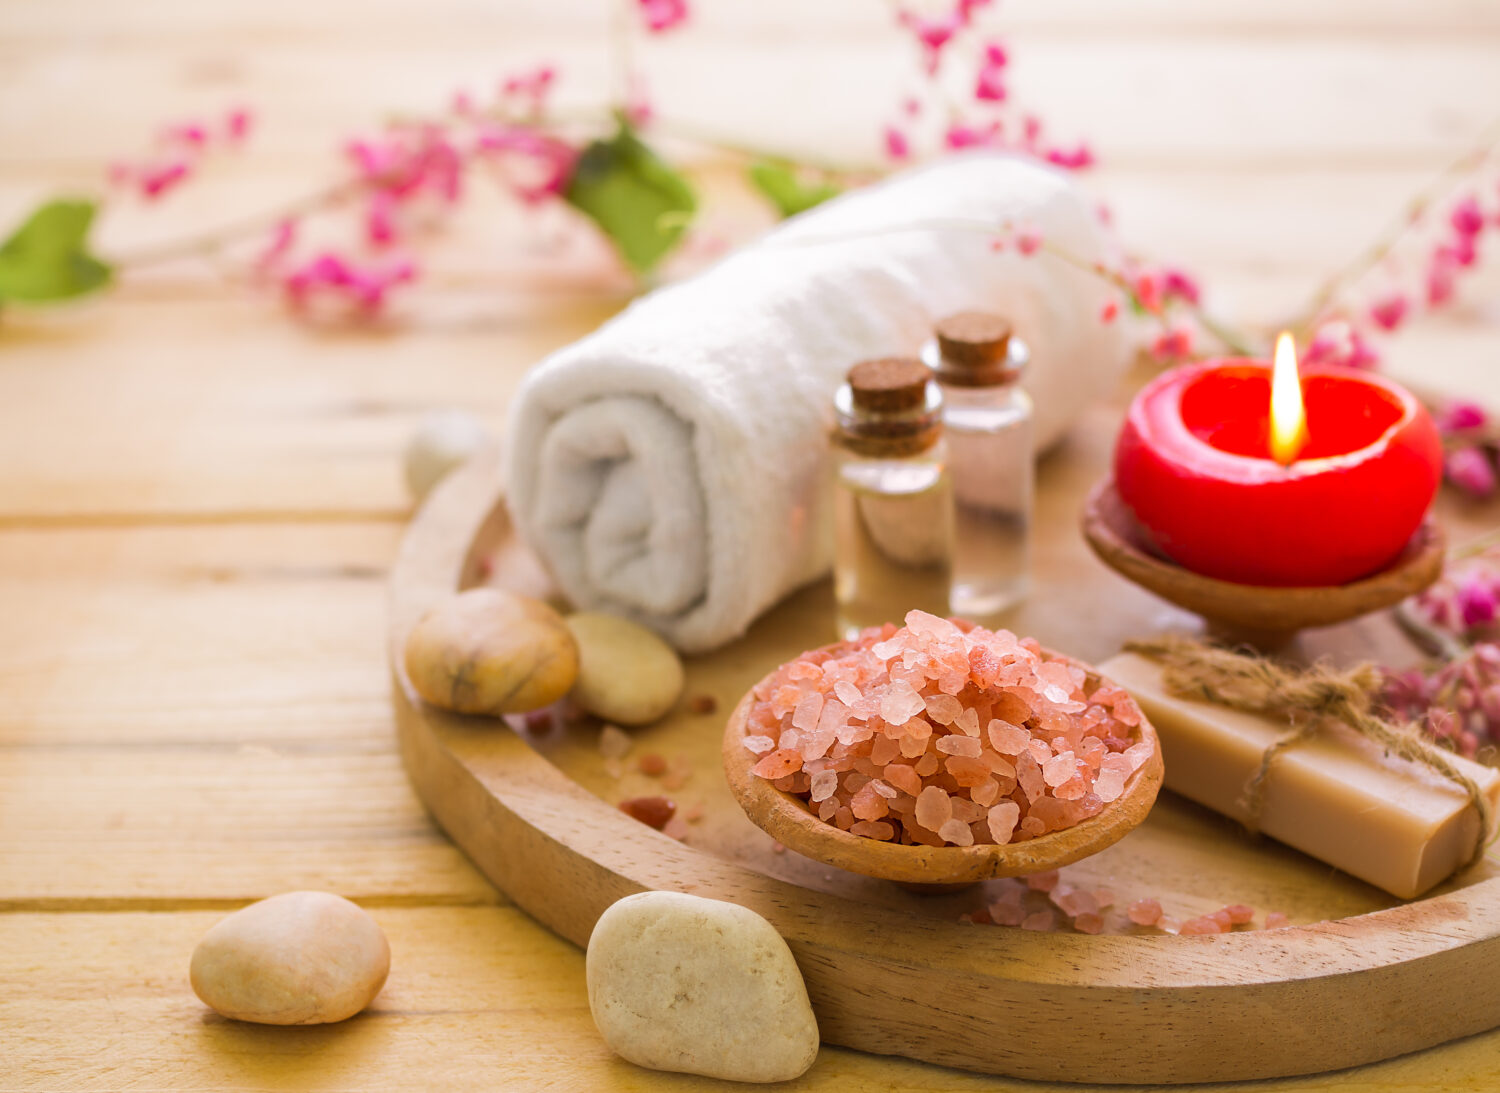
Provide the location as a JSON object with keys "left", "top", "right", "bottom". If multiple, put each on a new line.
{"left": 389, "top": 445, "right": 1500, "bottom": 1085}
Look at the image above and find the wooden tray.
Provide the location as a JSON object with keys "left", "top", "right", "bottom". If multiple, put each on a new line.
{"left": 388, "top": 400, "right": 1500, "bottom": 1085}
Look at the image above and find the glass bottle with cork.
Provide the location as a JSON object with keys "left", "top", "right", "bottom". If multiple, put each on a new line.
{"left": 923, "top": 311, "right": 1033, "bottom": 619}
{"left": 831, "top": 357, "right": 954, "bottom": 640}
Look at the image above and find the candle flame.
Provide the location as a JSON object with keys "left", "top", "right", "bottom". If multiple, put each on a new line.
{"left": 1270, "top": 332, "right": 1308, "bottom": 465}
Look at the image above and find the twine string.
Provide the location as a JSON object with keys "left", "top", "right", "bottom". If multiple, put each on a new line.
{"left": 1125, "top": 636, "right": 1494, "bottom": 872}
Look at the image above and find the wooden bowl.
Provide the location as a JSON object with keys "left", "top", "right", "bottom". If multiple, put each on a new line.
{"left": 722, "top": 647, "right": 1164, "bottom": 886}
{"left": 1082, "top": 477, "right": 1446, "bottom": 640}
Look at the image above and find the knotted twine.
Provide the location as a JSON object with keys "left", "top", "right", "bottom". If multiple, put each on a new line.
{"left": 1124, "top": 635, "right": 1495, "bottom": 872}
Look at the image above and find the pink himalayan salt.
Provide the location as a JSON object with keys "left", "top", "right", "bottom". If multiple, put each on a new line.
{"left": 1073, "top": 912, "right": 1104, "bottom": 934}
{"left": 743, "top": 613, "right": 1150, "bottom": 848}
{"left": 1180, "top": 916, "right": 1225, "bottom": 936}
{"left": 1127, "top": 898, "right": 1162, "bottom": 926}
{"left": 1265, "top": 911, "right": 1291, "bottom": 929}
{"left": 1025, "top": 870, "right": 1060, "bottom": 892}
{"left": 1020, "top": 910, "right": 1055, "bottom": 931}
{"left": 1093, "top": 888, "right": 1116, "bottom": 909}
{"left": 1223, "top": 904, "right": 1254, "bottom": 926}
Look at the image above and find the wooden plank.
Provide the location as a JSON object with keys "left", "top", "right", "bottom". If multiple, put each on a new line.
{"left": 5, "top": 906, "right": 1500, "bottom": 1093}
{"left": 0, "top": 522, "right": 498, "bottom": 905}
{"left": 0, "top": 32, "right": 1494, "bottom": 171}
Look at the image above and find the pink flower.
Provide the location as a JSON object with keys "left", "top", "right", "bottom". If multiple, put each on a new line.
{"left": 1132, "top": 271, "right": 1162, "bottom": 314}
{"left": 282, "top": 251, "right": 417, "bottom": 316}
{"left": 165, "top": 123, "right": 209, "bottom": 148}
{"left": 139, "top": 160, "right": 191, "bottom": 200}
{"left": 1160, "top": 267, "right": 1200, "bottom": 306}
{"left": 974, "top": 40, "right": 1008, "bottom": 101}
{"left": 1099, "top": 300, "right": 1119, "bottom": 323}
{"left": 366, "top": 191, "right": 399, "bottom": 247}
{"left": 1043, "top": 143, "right": 1095, "bottom": 170}
{"left": 1446, "top": 447, "right": 1498, "bottom": 498}
{"left": 637, "top": 0, "right": 688, "bottom": 33}
{"left": 1016, "top": 228, "right": 1043, "bottom": 255}
{"left": 474, "top": 127, "right": 577, "bottom": 203}
{"left": 1458, "top": 579, "right": 1499, "bottom": 628}
{"left": 225, "top": 109, "right": 254, "bottom": 142}
{"left": 899, "top": 7, "right": 966, "bottom": 75}
{"left": 1451, "top": 194, "right": 1485, "bottom": 237}
{"left": 1427, "top": 253, "right": 1457, "bottom": 305}
{"left": 1368, "top": 293, "right": 1409, "bottom": 331}
{"left": 501, "top": 65, "right": 557, "bottom": 115}
{"left": 1439, "top": 401, "right": 1488, "bottom": 433}
{"left": 944, "top": 120, "right": 1002, "bottom": 150}
{"left": 1150, "top": 326, "right": 1194, "bottom": 362}
{"left": 1303, "top": 321, "right": 1379, "bottom": 369}
{"left": 884, "top": 126, "right": 911, "bottom": 161}
{"left": 255, "top": 217, "right": 299, "bottom": 269}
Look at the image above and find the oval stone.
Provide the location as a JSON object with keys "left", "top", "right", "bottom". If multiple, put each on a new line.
{"left": 566, "top": 612, "right": 684, "bottom": 726}
{"left": 586, "top": 891, "right": 820, "bottom": 1082}
{"left": 190, "top": 891, "right": 390, "bottom": 1025}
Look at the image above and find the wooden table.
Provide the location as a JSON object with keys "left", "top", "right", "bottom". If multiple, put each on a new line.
{"left": 2, "top": 1, "right": 1498, "bottom": 1088}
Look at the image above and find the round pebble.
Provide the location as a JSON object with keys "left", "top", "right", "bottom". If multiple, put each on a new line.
{"left": 190, "top": 892, "right": 390, "bottom": 1025}
{"left": 405, "top": 587, "right": 578, "bottom": 715}
{"left": 403, "top": 409, "right": 491, "bottom": 504}
{"left": 586, "top": 891, "right": 819, "bottom": 1083}
{"left": 566, "top": 612, "right": 684, "bottom": 726}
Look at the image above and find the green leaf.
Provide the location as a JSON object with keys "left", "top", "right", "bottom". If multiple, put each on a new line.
{"left": 564, "top": 123, "right": 696, "bottom": 275}
{"left": 748, "top": 160, "right": 841, "bottom": 219}
{"left": 0, "top": 199, "right": 112, "bottom": 303}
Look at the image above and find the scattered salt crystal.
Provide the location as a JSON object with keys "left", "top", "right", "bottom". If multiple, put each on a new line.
{"left": 1020, "top": 910, "right": 1054, "bottom": 932}
{"left": 989, "top": 898, "right": 1026, "bottom": 927}
{"left": 1093, "top": 888, "right": 1116, "bottom": 909}
{"left": 1126, "top": 898, "right": 1162, "bottom": 926}
{"left": 661, "top": 816, "right": 690, "bottom": 841}
{"left": 938, "top": 818, "right": 975, "bottom": 846}
{"left": 1264, "top": 911, "right": 1291, "bottom": 929}
{"left": 1223, "top": 904, "right": 1254, "bottom": 926}
{"left": 936, "top": 734, "right": 983, "bottom": 757}
{"left": 683, "top": 802, "right": 705, "bottom": 823}
{"left": 1073, "top": 912, "right": 1104, "bottom": 935}
{"left": 1180, "top": 916, "right": 1224, "bottom": 935}
{"left": 599, "top": 724, "right": 632, "bottom": 760}
{"left": 603, "top": 758, "right": 624, "bottom": 779}
{"left": 1025, "top": 870, "right": 1060, "bottom": 892}
{"left": 742, "top": 735, "right": 776, "bottom": 755}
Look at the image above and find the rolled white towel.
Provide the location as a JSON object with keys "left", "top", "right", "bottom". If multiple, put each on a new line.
{"left": 506, "top": 153, "right": 1126, "bottom": 653}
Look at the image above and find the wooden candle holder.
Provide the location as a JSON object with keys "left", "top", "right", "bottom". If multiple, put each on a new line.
{"left": 721, "top": 647, "right": 1164, "bottom": 887}
{"left": 1081, "top": 477, "right": 1446, "bottom": 643}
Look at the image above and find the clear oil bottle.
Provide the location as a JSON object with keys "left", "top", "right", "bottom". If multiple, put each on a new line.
{"left": 923, "top": 312, "right": 1033, "bottom": 620}
{"left": 832, "top": 357, "right": 954, "bottom": 639}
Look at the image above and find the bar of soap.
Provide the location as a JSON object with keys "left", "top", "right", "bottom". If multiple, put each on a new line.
{"left": 1100, "top": 652, "right": 1500, "bottom": 900}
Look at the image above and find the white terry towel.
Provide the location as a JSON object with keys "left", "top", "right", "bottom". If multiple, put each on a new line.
{"left": 505, "top": 153, "right": 1127, "bottom": 653}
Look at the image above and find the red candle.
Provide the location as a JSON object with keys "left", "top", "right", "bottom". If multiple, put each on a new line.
{"left": 1113, "top": 338, "right": 1442, "bottom": 587}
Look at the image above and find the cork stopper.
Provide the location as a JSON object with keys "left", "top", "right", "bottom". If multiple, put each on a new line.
{"left": 847, "top": 357, "right": 931, "bottom": 412}
{"left": 932, "top": 311, "right": 1022, "bottom": 386}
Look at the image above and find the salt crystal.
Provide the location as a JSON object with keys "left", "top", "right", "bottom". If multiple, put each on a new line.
{"left": 1020, "top": 911, "right": 1054, "bottom": 932}
{"left": 851, "top": 786, "right": 889, "bottom": 821}
{"left": 1180, "top": 916, "right": 1224, "bottom": 936}
{"left": 987, "top": 719, "right": 1031, "bottom": 755}
{"left": 1093, "top": 888, "right": 1116, "bottom": 909}
{"left": 949, "top": 797, "right": 985, "bottom": 824}
{"left": 924, "top": 693, "right": 963, "bottom": 725}
{"left": 834, "top": 681, "right": 862, "bottom": 707}
{"left": 800, "top": 730, "right": 835, "bottom": 763}
{"left": 850, "top": 820, "right": 895, "bottom": 840}
{"left": 880, "top": 680, "right": 926, "bottom": 725}
{"left": 809, "top": 770, "right": 838, "bottom": 802}
{"left": 914, "top": 786, "right": 952, "bottom": 831}
{"left": 971, "top": 778, "right": 1000, "bottom": 807}
{"left": 599, "top": 724, "right": 633, "bottom": 759}
{"left": 1019, "top": 815, "right": 1046, "bottom": 837}
{"left": 1042, "top": 752, "right": 1077, "bottom": 787}
{"left": 742, "top": 735, "right": 776, "bottom": 755}
{"left": 1123, "top": 740, "right": 1154, "bottom": 770}
{"left": 870, "top": 734, "right": 901, "bottom": 766}
{"left": 914, "top": 752, "right": 941, "bottom": 777}
{"left": 869, "top": 779, "right": 898, "bottom": 799}
{"left": 994, "top": 690, "right": 1032, "bottom": 724}
{"left": 938, "top": 818, "right": 975, "bottom": 846}
{"left": 1072, "top": 912, "right": 1104, "bottom": 934}
{"left": 883, "top": 763, "right": 922, "bottom": 797}
{"left": 1025, "top": 870, "right": 1060, "bottom": 892}
{"left": 870, "top": 638, "right": 903, "bottom": 660}
{"left": 989, "top": 897, "right": 1026, "bottom": 927}
{"left": 751, "top": 749, "right": 802, "bottom": 780}
{"left": 945, "top": 755, "right": 992, "bottom": 787}
{"left": 1264, "top": 911, "right": 1291, "bottom": 930}
{"left": 788, "top": 661, "right": 822, "bottom": 682}
{"left": 987, "top": 802, "right": 1020, "bottom": 844}
{"left": 1126, "top": 898, "right": 1162, "bottom": 926}
{"left": 936, "top": 734, "right": 983, "bottom": 757}
{"left": 817, "top": 798, "right": 839, "bottom": 821}
{"left": 1223, "top": 904, "right": 1254, "bottom": 926}
{"left": 792, "top": 691, "right": 824, "bottom": 732}
{"left": 1093, "top": 768, "right": 1127, "bottom": 803}
{"left": 1015, "top": 753, "right": 1046, "bottom": 802}
{"left": 1027, "top": 739, "right": 1052, "bottom": 764}
{"left": 954, "top": 708, "right": 981, "bottom": 737}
